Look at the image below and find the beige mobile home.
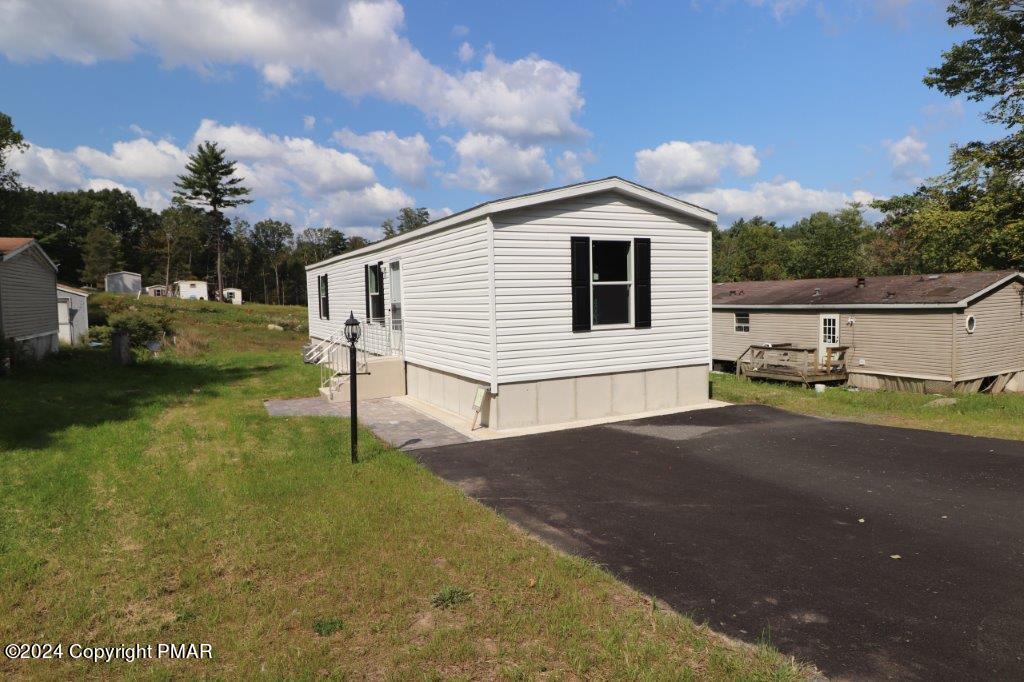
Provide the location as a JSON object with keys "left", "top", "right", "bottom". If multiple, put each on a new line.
{"left": 0, "top": 237, "right": 59, "bottom": 359}
{"left": 713, "top": 271, "right": 1024, "bottom": 393}
{"left": 305, "top": 177, "right": 715, "bottom": 430}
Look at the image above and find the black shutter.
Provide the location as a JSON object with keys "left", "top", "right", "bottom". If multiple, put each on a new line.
{"left": 321, "top": 275, "right": 330, "bottom": 320}
{"left": 634, "top": 238, "right": 651, "bottom": 328}
{"left": 364, "top": 264, "right": 370, "bottom": 320}
{"left": 570, "top": 236, "right": 591, "bottom": 332}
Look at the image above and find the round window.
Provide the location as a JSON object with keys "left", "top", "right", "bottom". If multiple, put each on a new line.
{"left": 965, "top": 315, "right": 977, "bottom": 334}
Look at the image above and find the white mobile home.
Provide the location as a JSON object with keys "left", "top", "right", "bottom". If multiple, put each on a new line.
{"left": 105, "top": 271, "right": 141, "bottom": 294}
{"left": 305, "top": 177, "right": 714, "bottom": 430}
{"left": 0, "top": 237, "right": 59, "bottom": 359}
{"left": 173, "top": 279, "right": 209, "bottom": 300}
{"left": 144, "top": 284, "right": 167, "bottom": 297}
{"left": 222, "top": 287, "right": 242, "bottom": 304}
{"left": 56, "top": 283, "right": 89, "bottom": 345}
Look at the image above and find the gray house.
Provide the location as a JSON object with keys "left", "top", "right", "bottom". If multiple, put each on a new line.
{"left": 713, "top": 271, "right": 1024, "bottom": 393}
{"left": 105, "top": 271, "right": 142, "bottom": 294}
{"left": 57, "top": 283, "right": 89, "bottom": 345}
{"left": 0, "top": 237, "right": 59, "bottom": 359}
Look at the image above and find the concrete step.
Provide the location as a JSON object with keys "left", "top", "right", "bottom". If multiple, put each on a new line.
{"left": 325, "top": 356, "right": 406, "bottom": 401}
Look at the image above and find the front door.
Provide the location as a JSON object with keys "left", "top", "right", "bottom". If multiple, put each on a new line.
{"left": 818, "top": 313, "right": 840, "bottom": 364}
{"left": 57, "top": 299, "right": 72, "bottom": 344}
{"left": 389, "top": 261, "right": 403, "bottom": 351}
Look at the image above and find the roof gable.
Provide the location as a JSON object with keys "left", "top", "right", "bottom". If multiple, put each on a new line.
{"left": 306, "top": 177, "right": 716, "bottom": 271}
{"left": 0, "top": 237, "right": 58, "bottom": 272}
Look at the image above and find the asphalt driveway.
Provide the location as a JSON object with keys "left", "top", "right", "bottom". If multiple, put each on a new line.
{"left": 414, "top": 405, "right": 1024, "bottom": 680}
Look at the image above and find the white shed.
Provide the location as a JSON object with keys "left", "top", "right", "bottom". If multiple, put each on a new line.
{"left": 222, "top": 287, "right": 243, "bottom": 305}
{"left": 173, "top": 280, "right": 209, "bottom": 300}
{"left": 0, "top": 237, "right": 59, "bottom": 359}
{"left": 56, "top": 283, "right": 89, "bottom": 345}
{"left": 105, "top": 271, "right": 142, "bottom": 294}
{"left": 305, "top": 177, "right": 715, "bottom": 431}
{"left": 144, "top": 284, "right": 167, "bottom": 297}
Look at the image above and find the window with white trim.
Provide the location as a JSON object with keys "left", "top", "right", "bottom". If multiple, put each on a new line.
{"left": 591, "top": 239, "right": 632, "bottom": 325}
{"left": 317, "top": 274, "right": 330, "bottom": 320}
{"left": 735, "top": 312, "right": 750, "bottom": 332}
{"left": 965, "top": 315, "right": 976, "bottom": 333}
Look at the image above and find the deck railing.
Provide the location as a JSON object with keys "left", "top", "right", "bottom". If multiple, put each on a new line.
{"left": 312, "top": 317, "right": 404, "bottom": 398}
{"left": 736, "top": 343, "right": 848, "bottom": 385}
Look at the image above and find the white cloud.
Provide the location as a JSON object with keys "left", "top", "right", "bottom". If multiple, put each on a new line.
{"left": 0, "top": 0, "right": 585, "bottom": 142}
{"left": 458, "top": 42, "right": 475, "bottom": 63}
{"left": 443, "top": 133, "right": 553, "bottom": 194}
{"left": 682, "top": 179, "right": 876, "bottom": 224}
{"left": 635, "top": 140, "right": 760, "bottom": 191}
{"left": 10, "top": 118, "right": 414, "bottom": 231}
{"left": 884, "top": 129, "right": 929, "bottom": 182}
{"left": 746, "top": 0, "right": 808, "bottom": 20}
{"left": 302, "top": 115, "right": 316, "bottom": 131}
{"left": 333, "top": 128, "right": 438, "bottom": 185}
{"left": 555, "top": 149, "right": 596, "bottom": 183}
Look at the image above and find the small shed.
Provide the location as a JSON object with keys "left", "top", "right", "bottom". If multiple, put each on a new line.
{"left": 713, "top": 271, "right": 1024, "bottom": 393}
{"left": 56, "top": 283, "right": 89, "bottom": 345}
{"left": 0, "top": 237, "right": 59, "bottom": 359}
{"left": 145, "top": 284, "right": 167, "bottom": 297}
{"left": 105, "top": 271, "right": 142, "bottom": 294}
{"left": 174, "top": 279, "right": 209, "bottom": 300}
{"left": 222, "top": 287, "right": 242, "bottom": 305}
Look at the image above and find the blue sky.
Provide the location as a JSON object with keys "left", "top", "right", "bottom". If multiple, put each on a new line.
{"left": 0, "top": 0, "right": 993, "bottom": 236}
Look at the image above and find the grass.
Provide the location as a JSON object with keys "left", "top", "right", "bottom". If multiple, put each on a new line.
{"left": 713, "top": 371, "right": 1024, "bottom": 441}
{"left": 0, "top": 295, "right": 807, "bottom": 679}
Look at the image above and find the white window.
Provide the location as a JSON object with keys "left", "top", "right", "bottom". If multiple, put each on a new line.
{"left": 318, "top": 275, "right": 330, "bottom": 320}
{"left": 822, "top": 316, "right": 838, "bottom": 344}
{"left": 591, "top": 239, "right": 632, "bottom": 326}
{"left": 965, "top": 315, "right": 976, "bottom": 333}
{"left": 735, "top": 312, "right": 750, "bottom": 333}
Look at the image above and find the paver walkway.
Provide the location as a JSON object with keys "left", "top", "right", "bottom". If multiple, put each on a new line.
{"left": 264, "top": 396, "right": 470, "bottom": 450}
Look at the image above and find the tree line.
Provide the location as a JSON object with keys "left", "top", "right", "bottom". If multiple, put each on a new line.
{"left": 718, "top": 1, "right": 1023, "bottom": 282}
{"left": 0, "top": 119, "right": 431, "bottom": 305}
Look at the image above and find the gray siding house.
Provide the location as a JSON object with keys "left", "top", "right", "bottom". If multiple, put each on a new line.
{"left": 105, "top": 271, "right": 142, "bottom": 294}
{"left": 0, "top": 237, "right": 59, "bottom": 359}
{"left": 57, "top": 283, "right": 89, "bottom": 345}
{"left": 713, "top": 271, "right": 1024, "bottom": 393}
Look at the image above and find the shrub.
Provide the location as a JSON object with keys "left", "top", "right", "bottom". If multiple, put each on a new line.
{"left": 87, "top": 325, "right": 113, "bottom": 346}
{"left": 107, "top": 310, "right": 175, "bottom": 348}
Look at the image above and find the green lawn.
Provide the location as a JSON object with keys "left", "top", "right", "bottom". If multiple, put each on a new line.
{"left": 0, "top": 296, "right": 806, "bottom": 679}
{"left": 713, "top": 371, "right": 1024, "bottom": 441}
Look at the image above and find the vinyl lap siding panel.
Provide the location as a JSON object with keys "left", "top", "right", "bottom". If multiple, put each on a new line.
{"left": 0, "top": 250, "right": 57, "bottom": 340}
{"left": 712, "top": 310, "right": 819, "bottom": 362}
{"left": 306, "top": 219, "right": 492, "bottom": 382}
{"left": 955, "top": 282, "right": 1024, "bottom": 379}
{"left": 843, "top": 311, "right": 953, "bottom": 379}
{"left": 493, "top": 193, "right": 710, "bottom": 383}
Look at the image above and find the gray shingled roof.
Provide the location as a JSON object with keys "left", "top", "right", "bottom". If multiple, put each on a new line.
{"left": 713, "top": 271, "right": 1022, "bottom": 307}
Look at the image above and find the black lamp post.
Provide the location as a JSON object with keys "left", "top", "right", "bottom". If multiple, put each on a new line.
{"left": 343, "top": 311, "right": 362, "bottom": 463}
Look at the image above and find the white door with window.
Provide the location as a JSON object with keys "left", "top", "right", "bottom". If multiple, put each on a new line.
{"left": 818, "top": 313, "right": 840, "bottom": 364}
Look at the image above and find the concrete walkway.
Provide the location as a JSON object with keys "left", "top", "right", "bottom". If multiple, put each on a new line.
{"left": 264, "top": 396, "right": 470, "bottom": 450}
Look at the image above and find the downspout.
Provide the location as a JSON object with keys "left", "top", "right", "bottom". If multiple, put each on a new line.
{"left": 486, "top": 216, "right": 498, "bottom": 393}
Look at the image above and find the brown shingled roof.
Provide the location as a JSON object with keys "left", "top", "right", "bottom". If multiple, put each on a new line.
{"left": 713, "top": 271, "right": 1022, "bottom": 307}
{"left": 0, "top": 237, "right": 33, "bottom": 254}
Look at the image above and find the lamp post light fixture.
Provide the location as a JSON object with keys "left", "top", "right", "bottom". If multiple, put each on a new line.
{"left": 343, "top": 311, "right": 362, "bottom": 463}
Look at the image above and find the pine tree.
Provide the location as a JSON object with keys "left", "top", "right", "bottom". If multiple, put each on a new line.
{"left": 173, "top": 142, "right": 251, "bottom": 300}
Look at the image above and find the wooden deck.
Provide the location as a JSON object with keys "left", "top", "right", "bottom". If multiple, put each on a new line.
{"left": 737, "top": 343, "right": 849, "bottom": 386}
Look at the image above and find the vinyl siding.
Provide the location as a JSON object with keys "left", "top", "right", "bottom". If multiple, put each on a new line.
{"left": 57, "top": 289, "right": 89, "bottom": 344}
{"left": 843, "top": 310, "right": 953, "bottom": 379}
{"left": 955, "top": 281, "right": 1024, "bottom": 380}
{"left": 712, "top": 310, "right": 819, "bottom": 362}
{"left": 0, "top": 249, "right": 58, "bottom": 340}
{"left": 306, "top": 218, "right": 492, "bottom": 382}
{"left": 105, "top": 272, "right": 141, "bottom": 293}
{"left": 492, "top": 192, "right": 710, "bottom": 383}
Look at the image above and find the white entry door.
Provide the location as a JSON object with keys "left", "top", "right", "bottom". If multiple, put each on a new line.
{"left": 818, "top": 313, "right": 840, "bottom": 363}
{"left": 57, "top": 299, "right": 72, "bottom": 344}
